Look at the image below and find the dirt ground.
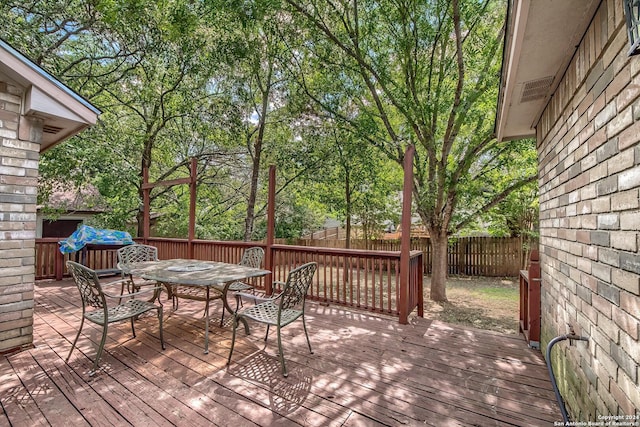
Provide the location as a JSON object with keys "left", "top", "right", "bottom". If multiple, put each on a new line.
{"left": 423, "top": 275, "right": 520, "bottom": 334}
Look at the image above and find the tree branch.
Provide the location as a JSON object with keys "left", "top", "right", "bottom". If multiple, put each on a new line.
{"left": 453, "top": 174, "right": 538, "bottom": 232}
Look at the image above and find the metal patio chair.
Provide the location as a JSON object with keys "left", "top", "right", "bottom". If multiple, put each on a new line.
{"left": 171, "top": 246, "right": 265, "bottom": 325}
{"left": 227, "top": 262, "right": 317, "bottom": 377}
{"left": 116, "top": 244, "right": 161, "bottom": 301}
{"left": 227, "top": 247, "right": 265, "bottom": 294}
{"left": 65, "top": 261, "right": 165, "bottom": 376}
{"left": 224, "top": 246, "right": 265, "bottom": 319}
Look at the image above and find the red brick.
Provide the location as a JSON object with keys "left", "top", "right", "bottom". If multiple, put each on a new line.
{"left": 613, "top": 306, "right": 639, "bottom": 339}
{"left": 618, "top": 117, "right": 640, "bottom": 150}
{"left": 606, "top": 62, "right": 631, "bottom": 103}
{"left": 609, "top": 378, "right": 637, "bottom": 415}
{"left": 620, "top": 290, "right": 640, "bottom": 314}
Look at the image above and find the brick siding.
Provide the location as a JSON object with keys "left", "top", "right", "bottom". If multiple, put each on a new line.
{"left": 0, "top": 80, "right": 41, "bottom": 353}
{"left": 537, "top": 0, "right": 640, "bottom": 419}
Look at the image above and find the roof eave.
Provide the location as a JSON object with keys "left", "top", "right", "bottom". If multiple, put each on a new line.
{"left": 0, "top": 38, "right": 101, "bottom": 152}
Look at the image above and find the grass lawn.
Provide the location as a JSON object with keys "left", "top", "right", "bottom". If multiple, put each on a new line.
{"left": 423, "top": 275, "right": 520, "bottom": 334}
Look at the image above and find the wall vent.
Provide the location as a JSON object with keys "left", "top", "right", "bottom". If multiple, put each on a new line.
{"left": 42, "top": 125, "right": 63, "bottom": 134}
{"left": 520, "top": 76, "right": 554, "bottom": 103}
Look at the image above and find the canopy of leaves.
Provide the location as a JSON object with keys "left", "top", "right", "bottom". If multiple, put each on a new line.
{"left": 1, "top": 0, "right": 536, "bottom": 253}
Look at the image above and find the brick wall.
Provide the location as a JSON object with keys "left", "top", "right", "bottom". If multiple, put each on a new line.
{"left": 0, "top": 80, "right": 41, "bottom": 353}
{"left": 537, "top": 0, "right": 640, "bottom": 419}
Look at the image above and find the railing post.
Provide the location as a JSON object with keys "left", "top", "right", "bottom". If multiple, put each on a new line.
{"left": 399, "top": 145, "right": 415, "bottom": 324}
{"left": 519, "top": 249, "right": 541, "bottom": 349}
{"left": 528, "top": 249, "right": 541, "bottom": 348}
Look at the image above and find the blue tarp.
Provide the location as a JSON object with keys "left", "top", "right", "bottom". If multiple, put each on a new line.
{"left": 58, "top": 225, "right": 134, "bottom": 254}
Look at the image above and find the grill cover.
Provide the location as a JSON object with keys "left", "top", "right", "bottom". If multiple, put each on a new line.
{"left": 59, "top": 225, "right": 133, "bottom": 254}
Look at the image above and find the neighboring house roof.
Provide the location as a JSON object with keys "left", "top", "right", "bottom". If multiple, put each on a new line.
{"left": 495, "top": 0, "right": 600, "bottom": 141}
{"left": 0, "top": 38, "right": 101, "bottom": 151}
{"left": 37, "top": 184, "right": 107, "bottom": 214}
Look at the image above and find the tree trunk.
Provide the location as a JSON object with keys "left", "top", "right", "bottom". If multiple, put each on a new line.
{"left": 243, "top": 89, "right": 269, "bottom": 241}
{"left": 430, "top": 231, "right": 448, "bottom": 302}
{"left": 137, "top": 142, "right": 153, "bottom": 238}
{"left": 243, "top": 134, "right": 262, "bottom": 241}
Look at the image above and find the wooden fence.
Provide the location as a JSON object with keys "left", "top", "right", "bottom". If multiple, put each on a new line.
{"left": 302, "top": 226, "right": 347, "bottom": 240}
{"left": 282, "top": 236, "right": 529, "bottom": 277}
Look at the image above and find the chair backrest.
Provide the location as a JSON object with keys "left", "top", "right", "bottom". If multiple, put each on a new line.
{"left": 117, "top": 244, "right": 158, "bottom": 267}
{"left": 279, "top": 262, "right": 317, "bottom": 311}
{"left": 66, "top": 261, "right": 107, "bottom": 310}
{"left": 239, "top": 247, "right": 264, "bottom": 269}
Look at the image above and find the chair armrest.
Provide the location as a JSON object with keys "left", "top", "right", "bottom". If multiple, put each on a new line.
{"left": 272, "top": 280, "right": 287, "bottom": 293}
{"left": 101, "top": 278, "right": 130, "bottom": 288}
{"left": 104, "top": 286, "right": 163, "bottom": 300}
{"left": 234, "top": 291, "right": 271, "bottom": 303}
{"left": 234, "top": 290, "right": 282, "bottom": 304}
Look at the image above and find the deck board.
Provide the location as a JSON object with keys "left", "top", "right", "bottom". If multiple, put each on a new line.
{"left": 0, "top": 278, "right": 561, "bottom": 426}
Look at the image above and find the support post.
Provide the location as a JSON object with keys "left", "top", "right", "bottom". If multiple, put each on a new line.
{"left": 265, "top": 165, "right": 276, "bottom": 295}
{"left": 188, "top": 157, "right": 197, "bottom": 259}
{"left": 141, "top": 158, "right": 196, "bottom": 249}
{"left": 399, "top": 145, "right": 415, "bottom": 324}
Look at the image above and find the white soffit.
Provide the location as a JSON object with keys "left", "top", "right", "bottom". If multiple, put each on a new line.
{"left": 0, "top": 40, "right": 100, "bottom": 151}
{"left": 496, "top": 0, "right": 601, "bottom": 141}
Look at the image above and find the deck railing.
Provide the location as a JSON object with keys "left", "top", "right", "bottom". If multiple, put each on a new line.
{"left": 35, "top": 237, "right": 423, "bottom": 322}
{"left": 519, "top": 249, "right": 541, "bottom": 349}
{"left": 269, "top": 245, "right": 423, "bottom": 317}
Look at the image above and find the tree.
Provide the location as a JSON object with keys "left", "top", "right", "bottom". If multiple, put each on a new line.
{"left": 308, "top": 124, "right": 402, "bottom": 247}
{"left": 456, "top": 138, "right": 539, "bottom": 239}
{"left": 2, "top": 1, "right": 260, "bottom": 236}
{"left": 283, "top": 0, "right": 535, "bottom": 301}
{"left": 222, "top": 4, "right": 294, "bottom": 241}
{"left": 4, "top": 0, "right": 538, "bottom": 297}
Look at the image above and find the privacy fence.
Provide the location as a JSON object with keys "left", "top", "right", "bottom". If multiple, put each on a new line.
{"left": 282, "top": 236, "right": 530, "bottom": 277}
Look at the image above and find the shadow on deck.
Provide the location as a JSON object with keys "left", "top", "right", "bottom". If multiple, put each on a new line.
{"left": 0, "top": 278, "right": 560, "bottom": 426}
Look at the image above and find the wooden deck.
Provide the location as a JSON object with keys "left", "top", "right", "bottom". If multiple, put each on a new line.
{"left": 1, "top": 278, "right": 560, "bottom": 426}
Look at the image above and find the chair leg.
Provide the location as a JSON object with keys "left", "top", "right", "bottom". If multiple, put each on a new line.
{"left": 130, "top": 317, "right": 136, "bottom": 337}
{"left": 264, "top": 324, "right": 270, "bottom": 341}
{"left": 118, "top": 280, "right": 126, "bottom": 305}
{"left": 302, "top": 315, "right": 313, "bottom": 354}
{"left": 227, "top": 315, "right": 238, "bottom": 365}
{"left": 66, "top": 316, "right": 85, "bottom": 363}
{"left": 158, "top": 306, "right": 165, "bottom": 350}
{"left": 90, "top": 323, "right": 109, "bottom": 376}
{"left": 276, "top": 325, "right": 288, "bottom": 377}
{"left": 172, "top": 288, "right": 179, "bottom": 310}
{"left": 152, "top": 286, "right": 161, "bottom": 304}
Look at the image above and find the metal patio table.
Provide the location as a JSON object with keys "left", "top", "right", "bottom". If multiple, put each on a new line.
{"left": 121, "top": 258, "right": 270, "bottom": 354}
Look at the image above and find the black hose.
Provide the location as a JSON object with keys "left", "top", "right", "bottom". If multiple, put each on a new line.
{"left": 545, "top": 334, "right": 589, "bottom": 424}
